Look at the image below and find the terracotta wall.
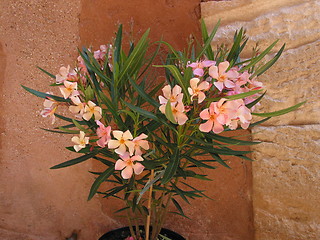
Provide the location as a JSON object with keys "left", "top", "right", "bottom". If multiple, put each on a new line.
{"left": 0, "top": 1, "right": 253, "bottom": 239}
{"left": 202, "top": 0, "right": 320, "bottom": 239}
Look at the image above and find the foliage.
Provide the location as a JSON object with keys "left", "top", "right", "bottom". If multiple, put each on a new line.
{"left": 23, "top": 20, "right": 303, "bottom": 240}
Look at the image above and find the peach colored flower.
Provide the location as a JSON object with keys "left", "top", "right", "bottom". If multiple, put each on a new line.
{"left": 115, "top": 152, "right": 144, "bottom": 179}
{"left": 83, "top": 101, "right": 102, "bottom": 121}
{"left": 108, "top": 130, "right": 135, "bottom": 155}
{"left": 96, "top": 120, "right": 112, "bottom": 148}
{"left": 227, "top": 99, "right": 252, "bottom": 130}
{"left": 199, "top": 102, "right": 225, "bottom": 134}
{"left": 69, "top": 96, "right": 85, "bottom": 118}
{"left": 158, "top": 85, "right": 183, "bottom": 106}
{"left": 71, "top": 131, "right": 89, "bottom": 152}
{"left": 59, "top": 80, "right": 79, "bottom": 99}
{"left": 132, "top": 133, "right": 149, "bottom": 156}
{"left": 160, "top": 102, "right": 188, "bottom": 125}
{"left": 40, "top": 93, "right": 58, "bottom": 124}
{"left": 187, "top": 60, "right": 215, "bottom": 77}
{"left": 209, "top": 61, "right": 239, "bottom": 91}
{"left": 56, "top": 65, "right": 77, "bottom": 84}
{"left": 188, "top": 78, "right": 210, "bottom": 103}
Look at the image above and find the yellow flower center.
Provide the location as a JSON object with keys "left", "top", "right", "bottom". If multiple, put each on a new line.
{"left": 119, "top": 138, "right": 125, "bottom": 144}
{"left": 218, "top": 74, "right": 227, "bottom": 82}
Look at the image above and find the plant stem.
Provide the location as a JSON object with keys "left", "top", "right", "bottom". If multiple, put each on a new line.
{"left": 126, "top": 209, "right": 137, "bottom": 240}
{"left": 145, "top": 169, "right": 154, "bottom": 240}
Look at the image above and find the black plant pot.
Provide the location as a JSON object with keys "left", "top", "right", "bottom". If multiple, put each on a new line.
{"left": 99, "top": 226, "right": 185, "bottom": 240}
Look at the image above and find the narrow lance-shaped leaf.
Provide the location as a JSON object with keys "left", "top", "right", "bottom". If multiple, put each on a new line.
{"left": 171, "top": 198, "right": 190, "bottom": 219}
{"left": 162, "top": 147, "right": 180, "bottom": 184}
{"left": 197, "top": 19, "right": 220, "bottom": 60}
{"left": 88, "top": 166, "right": 115, "bottom": 200}
{"left": 50, "top": 151, "right": 99, "bottom": 169}
{"left": 251, "top": 44, "right": 285, "bottom": 78}
{"left": 22, "top": 85, "right": 70, "bottom": 102}
{"left": 240, "top": 40, "right": 279, "bottom": 72}
{"left": 37, "top": 66, "right": 55, "bottom": 79}
{"left": 252, "top": 101, "right": 306, "bottom": 117}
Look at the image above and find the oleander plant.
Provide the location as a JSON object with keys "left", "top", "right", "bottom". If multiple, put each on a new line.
{"left": 23, "top": 20, "right": 304, "bottom": 240}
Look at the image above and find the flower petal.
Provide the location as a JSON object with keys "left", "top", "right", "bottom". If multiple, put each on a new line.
{"left": 209, "top": 66, "right": 219, "bottom": 79}
{"left": 115, "top": 160, "right": 126, "bottom": 170}
{"left": 133, "top": 163, "right": 145, "bottom": 175}
{"left": 108, "top": 140, "right": 120, "bottom": 149}
{"left": 199, "top": 109, "right": 210, "bottom": 120}
{"left": 121, "top": 166, "right": 133, "bottom": 179}
{"left": 123, "top": 130, "right": 133, "bottom": 140}
{"left": 112, "top": 130, "right": 123, "bottom": 140}
{"left": 199, "top": 120, "right": 213, "bottom": 132}
{"left": 218, "top": 61, "right": 229, "bottom": 74}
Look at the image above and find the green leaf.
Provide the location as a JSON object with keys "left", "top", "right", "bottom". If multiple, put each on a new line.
{"left": 251, "top": 44, "right": 285, "bottom": 77}
{"left": 224, "top": 89, "right": 263, "bottom": 101}
{"left": 240, "top": 40, "right": 279, "bottom": 72}
{"left": 190, "top": 144, "right": 251, "bottom": 156}
{"left": 252, "top": 101, "right": 306, "bottom": 117}
{"left": 162, "top": 148, "right": 180, "bottom": 184}
{"left": 88, "top": 166, "right": 115, "bottom": 200}
{"left": 249, "top": 117, "right": 271, "bottom": 127}
{"left": 129, "top": 77, "right": 160, "bottom": 107}
{"left": 171, "top": 198, "right": 190, "bottom": 219}
{"left": 183, "top": 155, "right": 216, "bottom": 169}
{"left": 118, "top": 29, "right": 150, "bottom": 81}
{"left": 37, "top": 66, "right": 55, "bottom": 79}
{"left": 137, "top": 170, "right": 165, "bottom": 203}
{"left": 40, "top": 128, "right": 74, "bottom": 134}
{"left": 113, "top": 24, "right": 123, "bottom": 64}
{"left": 206, "top": 133, "right": 261, "bottom": 146}
{"left": 22, "top": 85, "right": 70, "bottom": 102}
{"left": 154, "top": 65, "right": 188, "bottom": 98}
{"left": 226, "top": 28, "right": 244, "bottom": 64}
{"left": 123, "top": 101, "right": 158, "bottom": 120}
{"left": 165, "top": 100, "right": 177, "bottom": 124}
{"left": 50, "top": 151, "right": 99, "bottom": 169}
{"left": 246, "top": 91, "right": 266, "bottom": 109}
{"left": 197, "top": 19, "right": 220, "bottom": 60}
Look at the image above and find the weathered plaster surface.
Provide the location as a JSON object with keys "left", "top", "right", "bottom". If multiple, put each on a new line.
{"left": 0, "top": 1, "right": 116, "bottom": 239}
{"left": 202, "top": 0, "right": 320, "bottom": 239}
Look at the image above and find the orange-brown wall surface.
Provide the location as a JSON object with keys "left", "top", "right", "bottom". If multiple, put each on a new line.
{"left": 0, "top": 1, "right": 253, "bottom": 239}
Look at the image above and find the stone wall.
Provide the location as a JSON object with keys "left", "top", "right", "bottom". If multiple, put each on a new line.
{"left": 202, "top": 0, "right": 320, "bottom": 239}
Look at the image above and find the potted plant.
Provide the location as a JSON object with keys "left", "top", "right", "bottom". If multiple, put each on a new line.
{"left": 23, "top": 20, "right": 304, "bottom": 240}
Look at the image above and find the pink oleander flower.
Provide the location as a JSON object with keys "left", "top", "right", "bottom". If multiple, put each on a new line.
{"left": 83, "top": 101, "right": 102, "bottom": 121}
{"left": 160, "top": 102, "right": 188, "bottom": 125}
{"left": 187, "top": 60, "right": 215, "bottom": 77}
{"left": 209, "top": 61, "right": 239, "bottom": 91}
{"left": 71, "top": 131, "right": 89, "bottom": 152}
{"left": 199, "top": 102, "right": 225, "bottom": 134}
{"left": 227, "top": 99, "right": 252, "bottom": 130}
{"left": 94, "top": 45, "right": 108, "bottom": 61}
{"left": 55, "top": 65, "right": 77, "bottom": 84}
{"left": 158, "top": 85, "right": 183, "bottom": 106}
{"left": 115, "top": 152, "right": 145, "bottom": 179}
{"left": 40, "top": 93, "right": 58, "bottom": 124}
{"left": 96, "top": 120, "right": 112, "bottom": 148}
{"left": 132, "top": 133, "right": 149, "bottom": 156}
{"left": 69, "top": 96, "right": 85, "bottom": 118}
{"left": 59, "top": 80, "right": 79, "bottom": 99}
{"left": 108, "top": 130, "right": 135, "bottom": 155}
{"left": 188, "top": 77, "right": 210, "bottom": 103}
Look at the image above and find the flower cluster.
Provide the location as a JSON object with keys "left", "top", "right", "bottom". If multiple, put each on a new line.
{"left": 158, "top": 60, "right": 263, "bottom": 134}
